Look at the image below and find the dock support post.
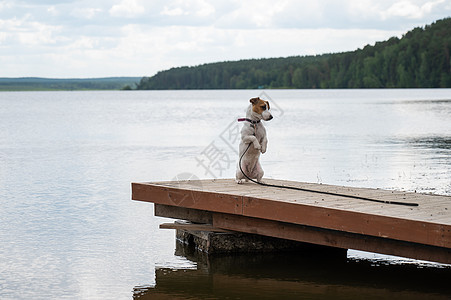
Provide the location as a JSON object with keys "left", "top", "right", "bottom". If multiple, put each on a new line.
{"left": 175, "top": 227, "right": 347, "bottom": 256}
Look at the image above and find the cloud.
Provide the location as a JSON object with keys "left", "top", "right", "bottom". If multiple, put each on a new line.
{"left": 383, "top": 0, "right": 445, "bottom": 19}
{"left": 0, "top": 15, "right": 63, "bottom": 48}
{"left": 71, "top": 7, "right": 103, "bottom": 19}
{"left": 47, "top": 6, "right": 59, "bottom": 16}
{"left": 0, "top": 1, "right": 14, "bottom": 12}
{"left": 0, "top": 0, "right": 450, "bottom": 77}
{"left": 161, "top": 0, "right": 215, "bottom": 17}
{"left": 161, "top": 6, "right": 185, "bottom": 17}
{"left": 109, "top": 0, "right": 145, "bottom": 18}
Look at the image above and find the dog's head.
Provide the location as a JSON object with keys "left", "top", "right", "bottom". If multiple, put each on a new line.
{"left": 250, "top": 97, "right": 273, "bottom": 121}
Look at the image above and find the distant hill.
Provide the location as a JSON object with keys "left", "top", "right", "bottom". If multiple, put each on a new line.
{"left": 137, "top": 18, "right": 451, "bottom": 89}
{"left": 0, "top": 77, "right": 141, "bottom": 91}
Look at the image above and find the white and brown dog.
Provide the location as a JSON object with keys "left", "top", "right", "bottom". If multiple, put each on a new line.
{"left": 236, "top": 97, "right": 273, "bottom": 184}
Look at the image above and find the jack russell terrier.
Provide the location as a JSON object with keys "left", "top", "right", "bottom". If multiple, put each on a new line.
{"left": 236, "top": 97, "right": 273, "bottom": 184}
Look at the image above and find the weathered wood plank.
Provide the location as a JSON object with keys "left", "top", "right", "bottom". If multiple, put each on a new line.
{"left": 155, "top": 204, "right": 213, "bottom": 223}
{"left": 240, "top": 195, "right": 451, "bottom": 248}
{"left": 160, "top": 222, "right": 232, "bottom": 233}
{"left": 213, "top": 213, "right": 451, "bottom": 265}
{"left": 132, "top": 182, "right": 243, "bottom": 214}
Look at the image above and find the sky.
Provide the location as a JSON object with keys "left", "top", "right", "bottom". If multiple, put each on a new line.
{"left": 0, "top": 0, "right": 450, "bottom": 78}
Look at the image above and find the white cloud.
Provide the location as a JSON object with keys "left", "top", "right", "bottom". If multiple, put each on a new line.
{"left": 0, "top": 0, "right": 450, "bottom": 77}
{"left": 161, "top": 6, "right": 186, "bottom": 17}
{"left": 109, "top": 0, "right": 145, "bottom": 18}
{"left": 47, "top": 6, "right": 58, "bottom": 16}
{"left": 384, "top": 0, "right": 445, "bottom": 19}
{"left": 213, "top": 0, "right": 292, "bottom": 29}
{"left": 196, "top": 0, "right": 215, "bottom": 17}
{"left": 388, "top": 1, "right": 424, "bottom": 18}
{"left": 0, "top": 15, "right": 62, "bottom": 47}
{"left": 71, "top": 7, "right": 103, "bottom": 19}
{"left": 0, "top": 1, "right": 13, "bottom": 11}
{"left": 160, "top": 0, "right": 215, "bottom": 19}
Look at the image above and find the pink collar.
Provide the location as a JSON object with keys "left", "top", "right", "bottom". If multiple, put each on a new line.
{"left": 237, "top": 118, "right": 260, "bottom": 124}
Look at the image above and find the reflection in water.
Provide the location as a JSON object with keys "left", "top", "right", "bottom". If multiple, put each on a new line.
{"left": 134, "top": 242, "right": 451, "bottom": 300}
{"left": 407, "top": 136, "right": 451, "bottom": 151}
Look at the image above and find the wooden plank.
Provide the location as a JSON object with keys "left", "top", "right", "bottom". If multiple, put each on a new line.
{"left": 160, "top": 222, "right": 232, "bottom": 233}
{"left": 155, "top": 204, "right": 213, "bottom": 223}
{"left": 132, "top": 182, "right": 243, "bottom": 215}
{"left": 241, "top": 180, "right": 447, "bottom": 208}
{"left": 241, "top": 195, "right": 451, "bottom": 248}
{"left": 241, "top": 182, "right": 413, "bottom": 210}
{"left": 212, "top": 213, "right": 451, "bottom": 265}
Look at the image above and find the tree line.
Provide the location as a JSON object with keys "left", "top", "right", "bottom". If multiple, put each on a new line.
{"left": 137, "top": 18, "right": 451, "bottom": 89}
{"left": 0, "top": 77, "right": 140, "bottom": 91}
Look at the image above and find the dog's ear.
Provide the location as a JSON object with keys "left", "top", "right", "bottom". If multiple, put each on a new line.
{"left": 266, "top": 101, "right": 270, "bottom": 110}
{"left": 250, "top": 97, "right": 259, "bottom": 104}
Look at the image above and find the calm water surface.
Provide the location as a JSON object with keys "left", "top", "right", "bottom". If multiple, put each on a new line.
{"left": 0, "top": 89, "right": 450, "bottom": 299}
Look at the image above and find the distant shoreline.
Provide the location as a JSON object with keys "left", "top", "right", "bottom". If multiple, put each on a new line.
{"left": 0, "top": 77, "right": 141, "bottom": 91}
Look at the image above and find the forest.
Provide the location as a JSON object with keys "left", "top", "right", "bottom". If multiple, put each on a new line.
{"left": 137, "top": 18, "right": 451, "bottom": 89}
{"left": 0, "top": 77, "right": 140, "bottom": 91}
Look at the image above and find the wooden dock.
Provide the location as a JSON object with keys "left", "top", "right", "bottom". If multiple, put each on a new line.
{"left": 131, "top": 179, "right": 451, "bottom": 264}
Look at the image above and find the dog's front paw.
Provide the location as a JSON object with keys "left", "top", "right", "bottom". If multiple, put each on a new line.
{"left": 236, "top": 179, "right": 245, "bottom": 184}
{"left": 253, "top": 143, "right": 261, "bottom": 150}
{"left": 261, "top": 146, "right": 267, "bottom": 154}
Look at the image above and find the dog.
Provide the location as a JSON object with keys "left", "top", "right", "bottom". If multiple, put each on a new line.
{"left": 236, "top": 97, "right": 273, "bottom": 184}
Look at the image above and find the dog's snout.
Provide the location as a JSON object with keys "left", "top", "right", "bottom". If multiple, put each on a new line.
{"left": 262, "top": 110, "right": 272, "bottom": 121}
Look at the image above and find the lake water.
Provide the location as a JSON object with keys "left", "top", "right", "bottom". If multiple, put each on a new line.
{"left": 0, "top": 89, "right": 450, "bottom": 299}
